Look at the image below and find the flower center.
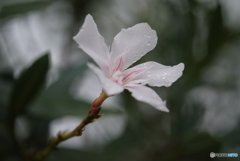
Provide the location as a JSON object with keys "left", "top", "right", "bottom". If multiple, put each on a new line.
{"left": 111, "top": 67, "right": 147, "bottom": 86}
{"left": 111, "top": 70, "right": 124, "bottom": 85}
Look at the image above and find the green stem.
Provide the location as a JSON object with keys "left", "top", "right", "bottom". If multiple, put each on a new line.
{"left": 34, "top": 91, "right": 108, "bottom": 161}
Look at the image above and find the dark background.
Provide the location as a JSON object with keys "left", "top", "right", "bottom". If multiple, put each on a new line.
{"left": 0, "top": 0, "right": 240, "bottom": 161}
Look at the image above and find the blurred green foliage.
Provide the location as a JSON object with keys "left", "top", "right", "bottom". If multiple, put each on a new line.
{"left": 9, "top": 53, "right": 49, "bottom": 116}
{"left": 1, "top": 0, "right": 240, "bottom": 161}
{"left": 0, "top": 1, "right": 52, "bottom": 19}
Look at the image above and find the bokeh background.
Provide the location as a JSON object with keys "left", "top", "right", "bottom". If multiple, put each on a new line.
{"left": 1, "top": 0, "right": 240, "bottom": 161}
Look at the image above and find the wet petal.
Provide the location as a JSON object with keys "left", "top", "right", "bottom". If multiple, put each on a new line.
{"left": 111, "top": 23, "right": 157, "bottom": 69}
{"left": 126, "top": 85, "right": 169, "bottom": 112}
{"left": 87, "top": 63, "right": 124, "bottom": 96}
{"left": 122, "top": 66, "right": 147, "bottom": 84}
{"left": 73, "top": 14, "right": 109, "bottom": 73}
{"left": 131, "top": 61, "right": 184, "bottom": 87}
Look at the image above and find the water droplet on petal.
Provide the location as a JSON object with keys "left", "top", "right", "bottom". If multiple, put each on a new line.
{"left": 169, "top": 78, "right": 174, "bottom": 83}
{"left": 146, "top": 41, "right": 151, "bottom": 46}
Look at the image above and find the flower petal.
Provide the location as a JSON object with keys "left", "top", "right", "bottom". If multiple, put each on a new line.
{"left": 73, "top": 14, "right": 109, "bottom": 73}
{"left": 87, "top": 63, "right": 124, "bottom": 96}
{"left": 130, "top": 61, "right": 184, "bottom": 87}
{"left": 111, "top": 23, "right": 157, "bottom": 69}
{"left": 126, "top": 85, "right": 169, "bottom": 112}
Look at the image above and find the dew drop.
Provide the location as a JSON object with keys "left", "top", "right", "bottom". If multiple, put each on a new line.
{"left": 146, "top": 41, "right": 151, "bottom": 46}
{"left": 148, "top": 75, "right": 151, "bottom": 78}
{"left": 147, "top": 71, "right": 151, "bottom": 74}
{"left": 169, "top": 78, "right": 173, "bottom": 82}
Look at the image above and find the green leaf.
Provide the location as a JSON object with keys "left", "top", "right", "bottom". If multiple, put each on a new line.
{"left": 8, "top": 53, "right": 50, "bottom": 116}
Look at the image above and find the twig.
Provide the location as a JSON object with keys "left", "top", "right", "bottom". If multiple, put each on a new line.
{"left": 33, "top": 91, "right": 108, "bottom": 161}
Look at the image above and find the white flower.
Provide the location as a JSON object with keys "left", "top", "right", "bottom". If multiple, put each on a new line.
{"left": 73, "top": 14, "right": 184, "bottom": 112}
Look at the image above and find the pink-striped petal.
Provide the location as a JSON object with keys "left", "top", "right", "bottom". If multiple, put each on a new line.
{"left": 130, "top": 61, "right": 184, "bottom": 87}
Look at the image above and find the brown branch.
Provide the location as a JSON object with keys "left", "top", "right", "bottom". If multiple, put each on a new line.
{"left": 33, "top": 91, "right": 108, "bottom": 161}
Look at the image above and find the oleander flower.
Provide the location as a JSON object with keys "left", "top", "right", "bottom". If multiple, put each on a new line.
{"left": 73, "top": 14, "right": 184, "bottom": 112}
